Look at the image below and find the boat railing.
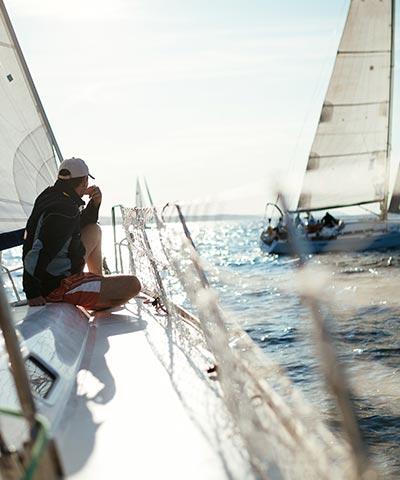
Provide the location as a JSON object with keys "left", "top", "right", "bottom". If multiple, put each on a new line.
{"left": 111, "top": 204, "right": 131, "bottom": 274}
{"left": 0, "top": 247, "right": 26, "bottom": 306}
{"left": 120, "top": 201, "right": 375, "bottom": 479}
{"left": 1, "top": 262, "right": 23, "bottom": 304}
{"left": 262, "top": 201, "right": 284, "bottom": 226}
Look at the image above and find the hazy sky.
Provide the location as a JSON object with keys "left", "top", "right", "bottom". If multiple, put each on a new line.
{"left": 6, "top": 0, "right": 399, "bottom": 216}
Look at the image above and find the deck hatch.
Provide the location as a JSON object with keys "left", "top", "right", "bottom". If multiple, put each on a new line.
{"left": 25, "top": 355, "right": 56, "bottom": 399}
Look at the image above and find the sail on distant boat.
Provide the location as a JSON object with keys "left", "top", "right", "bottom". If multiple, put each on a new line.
{"left": 261, "top": 0, "right": 400, "bottom": 254}
{"left": 298, "top": 0, "right": 394, "bottom": 215}
{"left": 0, "top": 1, "right": 61, "bottom": 250}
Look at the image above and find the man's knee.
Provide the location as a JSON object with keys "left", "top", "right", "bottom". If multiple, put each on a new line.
{"left": 127, "top": 276, "right": 141, "bottom": 298}
{"left": 99, "top": 275, "right": 141, "bottom": 305}
{"left": 119, "top": 276, "right": 141, "bottom": 299}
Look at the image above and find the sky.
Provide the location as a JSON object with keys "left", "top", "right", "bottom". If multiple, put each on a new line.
{"left": 6, "top": 0, "right": 399, "bottom": 216}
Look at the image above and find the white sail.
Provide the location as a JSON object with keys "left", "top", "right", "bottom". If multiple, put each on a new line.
{"left": 298, "top": 0, "right": 393, "bottom": 212}
{"left": 0, "top": 2, "right": 58, "bottom": 240}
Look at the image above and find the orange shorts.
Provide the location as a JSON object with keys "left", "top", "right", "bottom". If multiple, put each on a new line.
{"left": 46, "top": 272, "right": 103, "bottom": 309}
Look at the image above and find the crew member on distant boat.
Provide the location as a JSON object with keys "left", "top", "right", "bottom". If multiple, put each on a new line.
{"left": 321, "top": 212, "right": 339, "bottom": 228}
{"left": 266, "top": 219, "right": 279, "bottom": 240}
{"left": 305, "top": 211, "right": 316, "bottom": 226}
{"left": 23, "top": 157, "right": 141, "bottom": 309}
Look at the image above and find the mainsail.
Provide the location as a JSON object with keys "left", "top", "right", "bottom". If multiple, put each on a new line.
{"left": 297, "top": 0, "right": 394, "bottom": 213}
{"left": 0, "top": 1, "right": 60, "bottom": 249}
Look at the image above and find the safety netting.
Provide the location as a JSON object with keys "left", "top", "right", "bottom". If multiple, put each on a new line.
{"left": 120, "top": 204, "right": 374, "bottom": 480}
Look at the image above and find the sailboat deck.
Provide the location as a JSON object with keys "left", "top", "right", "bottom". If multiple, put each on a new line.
{"left": 60, "top": 301, "right": 251, "bottom": 479}
{"left": 12, "top": 300, "right": 252, "bottom": 479}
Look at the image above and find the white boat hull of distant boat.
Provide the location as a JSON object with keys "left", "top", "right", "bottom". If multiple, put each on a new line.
{"left": 260, "top": 220, "right": 400, "bottom": 255}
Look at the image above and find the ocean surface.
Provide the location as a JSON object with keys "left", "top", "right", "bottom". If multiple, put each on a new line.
{"left": 3, "top": 219, "right": 399, "bottom": 478}
{"left": 190, "top": 219, "right": 400, "bottom": 478}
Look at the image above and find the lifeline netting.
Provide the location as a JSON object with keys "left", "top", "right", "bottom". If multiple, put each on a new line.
{"left": 120, "top": 205, "right": 374, "bottom": 480}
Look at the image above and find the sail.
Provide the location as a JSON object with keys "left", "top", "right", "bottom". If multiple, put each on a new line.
{"left": 297, "top": 0, "right": 393, "bottom": 212}
{"left": 0, "top": 2, "right": 58, "bottom": 248}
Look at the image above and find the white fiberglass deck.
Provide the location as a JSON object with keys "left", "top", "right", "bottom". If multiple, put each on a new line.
{"left": 49, "top": 300, "right": 252, "bottom": 479}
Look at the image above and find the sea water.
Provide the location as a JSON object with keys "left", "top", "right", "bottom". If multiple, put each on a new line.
{"left": 190, "top": 219, "right": 400, "bottom": 478}
{"left": 2, "top": 220, "right": 399, "bottom": 477}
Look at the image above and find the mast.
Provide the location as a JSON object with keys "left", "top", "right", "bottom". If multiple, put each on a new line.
{"left": 382, "top": 0, "right": 396, "bottom": 220}
{"left": 0, "top": 0, "right": 63, "bottom": 165}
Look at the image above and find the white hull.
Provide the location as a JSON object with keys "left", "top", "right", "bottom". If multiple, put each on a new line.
{"left": 260, "top": 220, "right": 400, "bottom": 255}
{"left": 2, "top": 301, "right": 253, "bottom": 479}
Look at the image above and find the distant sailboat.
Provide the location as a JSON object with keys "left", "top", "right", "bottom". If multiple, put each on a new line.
{"left": 261, "top": 0, "right": 400, "bottom": 254}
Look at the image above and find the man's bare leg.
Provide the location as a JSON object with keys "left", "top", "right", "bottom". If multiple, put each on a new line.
{"left": 80, "top": 224, "right": 141, "bottom": 309}
{"left": 94, "top": 275, "right": 141, "bottom": 310}
{"left": 81, "top": 223, "right": 102, "bottom": 274}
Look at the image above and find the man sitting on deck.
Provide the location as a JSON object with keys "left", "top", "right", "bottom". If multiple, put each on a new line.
{"left": 23, "top": 157, "right": 141, "bottom": 309}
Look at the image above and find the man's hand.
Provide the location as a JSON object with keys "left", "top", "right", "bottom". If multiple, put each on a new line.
{"left": 28, "top": 296, "right": 46, "bottom": 306}
{"left": 86, "top": 186, "right": 102, "bottom": 207}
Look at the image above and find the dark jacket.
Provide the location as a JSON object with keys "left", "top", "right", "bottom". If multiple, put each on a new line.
{"left": 22, "top": 180, "right": 99, "bottom": 299}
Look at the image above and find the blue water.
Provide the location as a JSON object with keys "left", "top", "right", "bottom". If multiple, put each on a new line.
{"left": 2, "top": 219, "right": 399, "bottom": 477}
{"left": 189, "top": 219, "right": 400, "bottom": 478}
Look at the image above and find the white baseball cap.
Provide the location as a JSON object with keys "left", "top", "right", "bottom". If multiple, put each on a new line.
{"left": 58, "top": 157, "right": 95, "bottom": 180}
